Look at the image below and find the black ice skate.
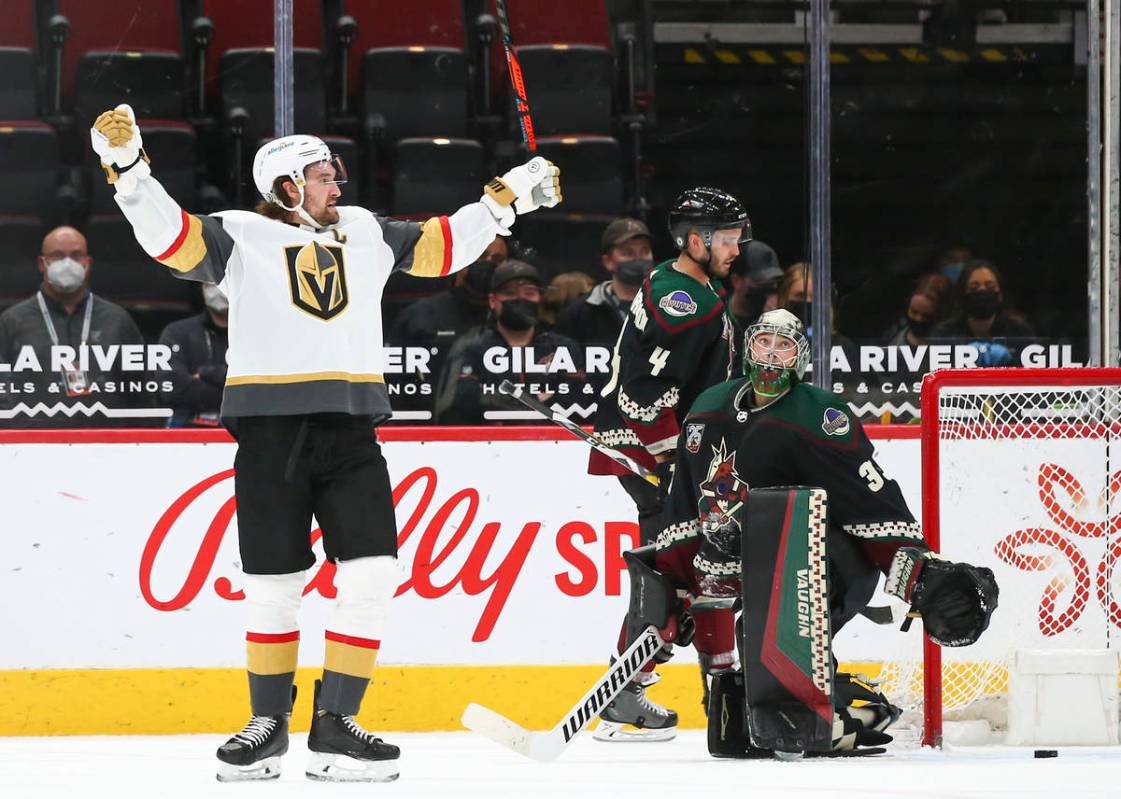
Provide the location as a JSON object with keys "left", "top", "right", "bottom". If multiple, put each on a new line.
{"left": 305, "top": 679, "right": 400, "bottom": 782}
{"left": 215, "top": 712, "right": 290, "bottom": 782}
{"left": 593, "top": 678, "right": 678, "bottom": 742}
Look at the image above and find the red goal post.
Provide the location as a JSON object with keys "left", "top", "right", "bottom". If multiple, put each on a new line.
{"left": 918, "top": 366, "right": 1121, "bottom": 747}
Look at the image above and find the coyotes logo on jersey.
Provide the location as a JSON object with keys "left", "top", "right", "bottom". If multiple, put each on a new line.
{"left": 698, "top": 439, "right": 750, "bottom": 555}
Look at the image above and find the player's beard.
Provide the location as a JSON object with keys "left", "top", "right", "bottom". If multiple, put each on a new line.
{"left": 313, "top": 204, "right": 340, "bottom": 226}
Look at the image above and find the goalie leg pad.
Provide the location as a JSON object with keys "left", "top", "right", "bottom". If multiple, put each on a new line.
{"left": 623, "top": 546, "right": 680, "bottom": 648}
{"left": 738, "top": 486, "right": 835, "bottom": 755}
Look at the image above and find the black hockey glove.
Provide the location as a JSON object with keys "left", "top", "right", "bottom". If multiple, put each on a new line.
{"left": 910, "top": 557, "right": 999, "bottom": 647}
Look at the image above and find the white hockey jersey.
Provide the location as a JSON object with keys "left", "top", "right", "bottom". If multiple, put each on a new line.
{"left": 115, "top": 175, "right": 501, "bottom": 421}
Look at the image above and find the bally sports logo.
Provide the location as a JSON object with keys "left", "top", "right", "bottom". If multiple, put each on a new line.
{"left": 139, "top": 467, "right": 641, "bottom": 642}
{"left": 994, "top": 462, "right": 1121, "bottom": 635}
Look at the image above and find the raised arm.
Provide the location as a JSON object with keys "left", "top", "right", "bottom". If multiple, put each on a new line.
{"left": 90, "top": 105, "right": 234, "bottom": 284}
{"left": 386, "top": 157, "right": 562, "bottom": 279}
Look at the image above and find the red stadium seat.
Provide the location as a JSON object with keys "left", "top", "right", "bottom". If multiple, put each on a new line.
{"left": 342, "top": 0, "right": 466, "bottom": 103}
{"left": 203, "top": 0, "right": 323, "bottom": 99}
{"left": 493, "top": 0, "right": 611, "bottom": 47}
{"left": 0, "top": 216, "right": 48, "bottom": 308}
{"left": 486, "top": 0, "right": 614, "bottom": 137}
{"left": 56, "top": 0, "right": 184, "bottom": 119}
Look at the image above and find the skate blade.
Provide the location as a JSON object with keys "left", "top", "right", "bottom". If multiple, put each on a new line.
{"left": 591, "top": 720, "right": 677, "bottom": 743}
{"left": 216, "top": 755, "right": 282, "bottom": 782}
{"left": 305, "top": 752, "right": 399, "bottom": 782}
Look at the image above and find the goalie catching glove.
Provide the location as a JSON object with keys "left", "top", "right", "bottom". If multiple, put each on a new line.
{"left": 90, "top": 104, "right": 150, "bottom": 196}
{"left": 480, "top": 157, "right": 562, "bottom": 233}
{"left": 887, "top": 547, "right": 999, "bottom": 647}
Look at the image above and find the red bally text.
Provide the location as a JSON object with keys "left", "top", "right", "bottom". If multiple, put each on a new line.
{"left": 138, "top": 467, "right": 639, "bottom": 641}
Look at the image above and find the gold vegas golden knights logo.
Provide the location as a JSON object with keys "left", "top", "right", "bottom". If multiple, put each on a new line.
{"left": 284, "top": 241, "right": 348, "bottom": 320}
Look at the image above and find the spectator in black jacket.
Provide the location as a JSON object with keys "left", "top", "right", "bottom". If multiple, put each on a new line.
{"left": 158, "top": 283, "right": 230, "bottom": 427}
{"left": 436, "top": 260, "right": 584, "bottom": 423}
{"left": 388, "top": 234, "right": 508, "bottom": 348}
{"left": 0, "top": 225, "right": 149, "bottom": 428}
{"left": 554, "top": 217, "right": 653, "bottom": 349}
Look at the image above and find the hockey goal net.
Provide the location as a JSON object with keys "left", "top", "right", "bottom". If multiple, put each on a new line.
{"left": 876, "top": 367, "right": 1121, "bottom": 746}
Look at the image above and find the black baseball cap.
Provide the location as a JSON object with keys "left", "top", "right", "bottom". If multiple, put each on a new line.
{"left": 490, "top": 259, "right": 543, "bottom": 292}
{"left": 601, "top": 218, "right": 652, "bottom": 253}
{"left": 733, "top": 240, "right": 782, "bottom": 283}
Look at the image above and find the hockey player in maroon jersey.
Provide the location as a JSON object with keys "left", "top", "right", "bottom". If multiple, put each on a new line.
{"left": 618, "top": 308, "right": 998, "bottom": 756}
{"left": 589, "top": 187, "right": 748, "bottom": 740}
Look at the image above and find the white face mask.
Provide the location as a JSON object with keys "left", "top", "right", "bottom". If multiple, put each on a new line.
{"left": 44, "top": 257, "right": 87, "bottom": 293}
{"left": 202, "top": 284, "right": 229, "bottom": 314}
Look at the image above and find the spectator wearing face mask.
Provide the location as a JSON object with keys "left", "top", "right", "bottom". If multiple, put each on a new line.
{"left": 386, "top": 235, "right": 508, "bottom": 414}
{"left": 554, "top": 218, "right": 654, "bottom": 348}
{"left": 388, "top": 234, "right": 508, "bottom": 348}
{"left": 937, "top": 244, "right": 975, "bottom": 286}
{"left": 158, "top": 283, "right": 230, "bottom": 427}
{"left": 0, "top": 225, "right": 147, "bottom": 427}
{"left": 881, "top": 273, "right": 952, "bottom": 347}
{"left": 436, "top": 260, "right": 583, "bottom": 423}
{"left": 727, "top": 239, "right": 782, "bottom": 372}
{"left": 930, "top": 259, "right": 1034, "bottom": 365}
{"left": 778, "top": 261, "right": 859, "bottom": 365}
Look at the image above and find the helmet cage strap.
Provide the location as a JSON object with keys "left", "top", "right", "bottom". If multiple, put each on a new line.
{"left": 270, "top": 173, "right": 325, "bottom": 230}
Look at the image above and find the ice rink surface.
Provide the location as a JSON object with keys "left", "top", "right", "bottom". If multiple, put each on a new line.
{"left": 2, "top": 730, "right": 1119, "bottom": 799}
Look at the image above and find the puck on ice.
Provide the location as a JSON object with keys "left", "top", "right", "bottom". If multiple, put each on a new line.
{"left": 1033, "top": 749, "right": 1057, "bottom": 758}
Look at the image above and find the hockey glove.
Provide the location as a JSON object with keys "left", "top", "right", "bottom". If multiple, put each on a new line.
{"left": 90, "top": 104, "right": 150, "bottom": 196}
{"left": 480, "top": 157, "right": 562, "bottom": 232}
{"left": 891, "top": 548, "right": 999, "bottom": 647}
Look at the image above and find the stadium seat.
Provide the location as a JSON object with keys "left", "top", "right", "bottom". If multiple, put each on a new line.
{"left": 362, "top": 47, "right": 470, "bottom": 140}
{"left": 0, "top": 216, "right": 48, "bottom": 307}
{"left": 532, "top": 135, "right": 622, "bottom": 214}
{"left": 220, "top": 47, "right": 326, "bottom": 143}
{"left": 511, "top": 212, "right": 615, "bottom": 283}
{"left": 203, "top": 0, "right": 324, "bottom": 125}
{"left": 56, "top": 0, "right": 185, "bottom": 122}
{"left": 342, "top": 1, "right": 468, "bottom": 139}
{"left": 0, "top": 0, "right": 38, "bottom": 119}
{"left": 391, "top": 138, "right": 485, "bottom": 215}
{"left": 85, "top": 215, "right": 194, "bottom": 308}
{"left": 88, "top": 122, "right": 198, "bottom": 216}
{"left": 513, "top": 45, "right": 613, "bottom": 136}
{"left": 486, "top": 1, "right": 614, "bottom": 138}
{"left": 0, "top": 123, "right": 59, "bottom": 218}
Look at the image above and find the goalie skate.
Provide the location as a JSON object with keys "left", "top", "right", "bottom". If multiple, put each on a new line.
{"left": 592, "top": 680, "right": 677, "bottom": 742}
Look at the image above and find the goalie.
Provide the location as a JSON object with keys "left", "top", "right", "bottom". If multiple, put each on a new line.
{"left": 608, "top": 309, "right": 998, "bottom": 757}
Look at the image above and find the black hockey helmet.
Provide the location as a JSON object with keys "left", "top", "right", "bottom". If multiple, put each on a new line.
{"left": 667, "top": 187, "right": 751, "bottom": 251}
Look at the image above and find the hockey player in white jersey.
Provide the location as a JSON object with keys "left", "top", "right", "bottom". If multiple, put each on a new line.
{"left": 90, "top": 105, "right": 561, "bottom": 783}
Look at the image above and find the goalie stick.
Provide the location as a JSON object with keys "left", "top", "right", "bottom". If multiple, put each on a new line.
{"left": 462, "top": 623, "right": 664, "bottom": 760}
{"left": 495, "top": 0, "right": 537, "bottom": 151}
{"left": 499, "top": 379, "right": 659, "bottom": 484}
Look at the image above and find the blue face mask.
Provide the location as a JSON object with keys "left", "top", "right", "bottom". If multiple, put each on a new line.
{"left": 940, "top": 261, "right": 966, "bottom": 284}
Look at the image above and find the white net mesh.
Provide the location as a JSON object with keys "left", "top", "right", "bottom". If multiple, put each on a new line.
{"left": 874, "top": 372, "right": 1121, "bottom": 741}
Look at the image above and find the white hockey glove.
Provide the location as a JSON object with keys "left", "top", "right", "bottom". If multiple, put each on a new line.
{"left": 480, "top": 156, "right": 562, "bottom": 232}
{"left": 90, "top": 104, "right": 150, "bottom": 197}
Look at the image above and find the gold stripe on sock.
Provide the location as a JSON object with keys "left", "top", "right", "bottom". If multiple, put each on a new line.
{"left": 246, "top": 640, "right": 299, "bottom": 676}
{"left": 324, "top": 639, "right": 379, "bottom": 679}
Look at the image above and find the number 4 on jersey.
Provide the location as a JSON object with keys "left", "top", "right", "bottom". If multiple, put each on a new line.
{"left": 648, "top": 347, "right": 670, "bottom": 376}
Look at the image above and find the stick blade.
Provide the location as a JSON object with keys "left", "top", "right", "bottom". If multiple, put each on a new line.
{"left": 461, "top": 703, "right": 534, "bottom": 758}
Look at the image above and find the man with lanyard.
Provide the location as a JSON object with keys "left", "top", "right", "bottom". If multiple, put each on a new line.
{"left": 0, "top": 225, "right": 147, "bottom": 427}
{"left": 158, "top": 282, "right": 230, "bottom": 427}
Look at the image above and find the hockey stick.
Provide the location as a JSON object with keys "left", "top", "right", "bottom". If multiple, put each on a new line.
{"left": 498, "top": 380, "right": 659, "bottom": 484}
{"left": 495, "top": 0, "right": 537, "bottom": 151}
{"left": 462, "top": 623, "right": 664, "bottom": 760}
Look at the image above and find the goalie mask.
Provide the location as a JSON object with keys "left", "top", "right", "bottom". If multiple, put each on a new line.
{"left": 743, "top": 308, "right": 810, "bottom": 398}
{"left": 252, "top": 135, "right": 347, "bottom": 229}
